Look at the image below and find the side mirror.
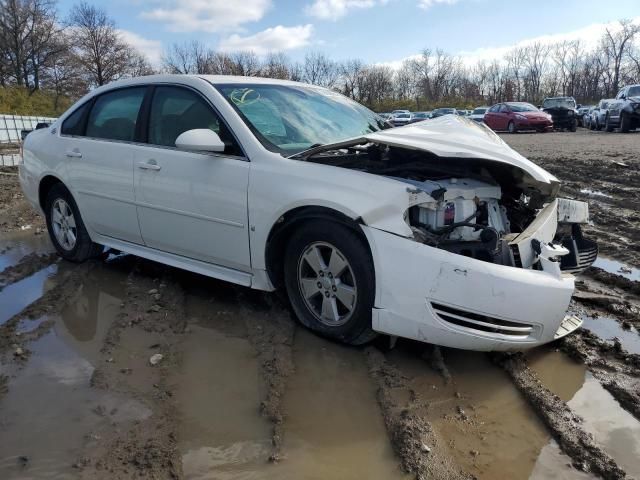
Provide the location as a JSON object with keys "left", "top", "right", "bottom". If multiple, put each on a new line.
{"left": 175, "top": 129, "right": 225, "bottom": 153}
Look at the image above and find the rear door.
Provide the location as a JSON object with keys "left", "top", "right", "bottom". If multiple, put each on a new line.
{"left": 60, "top": 86, "right": 147, "bottom": 244}
{"left": 132, "top": 85, "right": 251, "bottom": 271}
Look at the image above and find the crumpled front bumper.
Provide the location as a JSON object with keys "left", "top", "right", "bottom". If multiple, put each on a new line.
{"left": 362, "top": 224, "right": 580, "bottom": 351}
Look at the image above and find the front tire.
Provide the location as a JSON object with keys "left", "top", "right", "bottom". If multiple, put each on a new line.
{"left": 45, "top": 183, "right": 102, "bottom": 262}
{"left": 508, "top": 121, "right": 517, "bottom": 134}
{"left": 569, "top": 119, "right": 577, "bottom": 132}
{"left": 605, "top": 115, "right": 615, "bottom": 132}
{"left": 284, "top": 220, "right": 376, "bottom": 345}
{"left": 620, "top": 112, "right": 631, "bottom": 133}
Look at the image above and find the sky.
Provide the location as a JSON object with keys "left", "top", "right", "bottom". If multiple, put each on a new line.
{"left": 56, "top": 0, "right": 640, "bottom": 67}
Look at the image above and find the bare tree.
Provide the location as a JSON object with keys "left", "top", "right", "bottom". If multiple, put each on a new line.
{"left": 0, "top": 0, "right": 62, "bottom": 89}
{"left": 67, "top": 2, "right": 135, "bottom": 86}
{"left": 302, "top": 51, "right": 338, "bottom": 88}
{"left": 600, "top": 19, "right": 640, "bottom": 95}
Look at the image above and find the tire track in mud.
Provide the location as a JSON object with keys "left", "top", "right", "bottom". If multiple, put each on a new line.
{"left": 79, "top": 261, "right": 186, "bottom": 479}
{"left": 236, "top": 290, "right": 295, "bottom": 463}
{"left": 0, "top": 252, "right": 58, "bottom": 291}
{"left": 365, "top": 346, "right": 471, "bottom": 480}
{"left": 561, "top": 330, "right": 640, "bottom": 422}
{"left": 493, "top": 353, "right": 626, "bottom": 480}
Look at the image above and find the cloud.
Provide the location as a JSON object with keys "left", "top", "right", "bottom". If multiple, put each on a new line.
{"left": 140, "top": 0, "right": 271, "bottom": 32}
{"left": 417, "top": 0, "right": 458, "bottom": 9}
{"left": 305, "top": 0, "right": 384, "bottom": 21}
{"left": 117, "top": 29, "right": 163, "bottom": 66}
{"left": 378, "top": 17, "right": 640, "bottom": 69}
{"left": 457, "top": 17, "right": 640, "bottom": 66}
{"left": 219, "top": 24, "right": 314, "bottom": 55}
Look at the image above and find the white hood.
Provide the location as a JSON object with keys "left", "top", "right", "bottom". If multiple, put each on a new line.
{"left": 293, "top": 114, "right": 559, "bottom": 194}
{"left": 365, "top": 115, "right": 558, "bottom": 185}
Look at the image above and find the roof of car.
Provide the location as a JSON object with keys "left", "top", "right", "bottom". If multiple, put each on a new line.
{"left": 89, "top": 74, "right": 320, "bottom": 94}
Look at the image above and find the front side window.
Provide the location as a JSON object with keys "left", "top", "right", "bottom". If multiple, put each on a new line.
{"left": 148, "top": 86, "right": 223, "bottom": 149}
{"left": 215, "top": 83, "right": 387, "bottom": 155}
{"left": 86, "top": 87, "right": 146, "bottom": 142}
{"left": 61, "top": 102, "right": 90, "bottom": 136}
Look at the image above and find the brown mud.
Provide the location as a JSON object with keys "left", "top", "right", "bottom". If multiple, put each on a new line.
{"left": 1, "top": 131, "right": 640, "bottom": 479}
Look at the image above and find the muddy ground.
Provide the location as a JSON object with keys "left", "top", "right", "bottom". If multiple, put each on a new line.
{"left": 0, "top": 130, "right": 639, "bottom": 480}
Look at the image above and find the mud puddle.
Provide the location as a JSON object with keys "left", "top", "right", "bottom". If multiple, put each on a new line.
{"left": 528, "top": 349, "right": 640, "bottom": 478}
{"left": 176, "top": 320, "right": 273, "bottom": 478}
{"left": 0, "top": 263, "right": 148, "bottom": 479}
{"left": 579, "top": 189, "right": 613, "bottom": 199}
{"left": 388, "top": 345, "right": 583, "bottom": 480}
{"left": 177, "top": 287, "right": 404, "bottom": 480}
{"left": 580, "top": 315, "right": 640, "bottom": 354}
{"left": 592, "top": 257, "right": 640, "bottom": 282}
{"left": 0, "top": 264, "right": 58, "bottom": 324}
{"left": 270, "top": 329, "right": 404, "bottom": 480}
{"left": 0, "top": 231, "right": 53, "bottom": 271}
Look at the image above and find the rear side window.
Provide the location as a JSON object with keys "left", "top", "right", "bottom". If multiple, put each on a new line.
{"left": 61, "top": 102, "right": 90, "bottom": 136}
{"left": 86, "top": 87, "right": 146, "bottom": 142}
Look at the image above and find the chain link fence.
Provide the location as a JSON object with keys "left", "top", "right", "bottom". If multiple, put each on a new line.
{"left": 0, "top": 114, "right": 57, "bottom": 166}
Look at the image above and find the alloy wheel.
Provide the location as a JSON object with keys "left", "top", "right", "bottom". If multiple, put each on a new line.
{"left": 51, "top": 198, "right": 77, "bottom": 250}
{"left": 297, "top": 241, "right": 358, "bottom": 327}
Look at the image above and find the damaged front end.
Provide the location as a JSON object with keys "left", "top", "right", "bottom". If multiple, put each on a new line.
{"left": 293, "top": 117, "right": 597, "bottom": 350}
{"left": 295, "top": 117, "right": 597, "bottom": 279}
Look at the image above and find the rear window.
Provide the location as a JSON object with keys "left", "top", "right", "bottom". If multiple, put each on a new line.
{"left": 86, "top": 87, "right": 146, "bottom": 142}
{"left": 61, "top": 102, "right": 90, "bottom": 136}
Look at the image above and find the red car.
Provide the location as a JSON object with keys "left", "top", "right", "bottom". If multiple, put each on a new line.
{"left": 483, "top": 102, "right": 553, "bottom": 133}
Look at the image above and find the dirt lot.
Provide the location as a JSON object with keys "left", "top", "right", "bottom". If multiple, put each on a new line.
{"left": 0, "top": 131, "right": 639, "bottom": 480}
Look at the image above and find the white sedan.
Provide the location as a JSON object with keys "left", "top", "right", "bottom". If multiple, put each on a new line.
{"left": 19, "top": 75, "right": 597, "bottom": 351}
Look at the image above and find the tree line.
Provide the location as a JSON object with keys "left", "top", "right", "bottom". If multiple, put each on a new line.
{"left": 0, "top": 0, "right": 639, "bottom": 115}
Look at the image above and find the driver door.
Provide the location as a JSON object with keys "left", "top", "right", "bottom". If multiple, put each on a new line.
{"left": 132, "top": 85, "right": 251, "bottom": 272}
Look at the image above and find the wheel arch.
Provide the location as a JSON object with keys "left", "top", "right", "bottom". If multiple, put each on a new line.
{"left": 38, "top": 174, "right": 65, "bottom": 210}
{"left": 264, "top": 205, "right": 373, "bottom": 290}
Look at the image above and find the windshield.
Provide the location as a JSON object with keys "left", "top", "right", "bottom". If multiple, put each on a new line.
{"left": 472, "top": 108, "right": 487, "bottom": 114}
{"left": 215, "top": 84, "right": 387, "bottom": 154}
{"left": 628, "top": 86, "right": 640, "bottom": 97}
{"left": 508, "top": 103, "right": 538, "bottom": 112}
{"left": 542, "top": 98, "right": 576, "bottom": 109}
{"left": 396, "top": 114, "right": 410, "bottom": 118}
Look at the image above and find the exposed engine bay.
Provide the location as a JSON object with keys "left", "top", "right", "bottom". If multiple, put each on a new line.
{"left": 300, "top": 141, "right": 595, "bottom": 272}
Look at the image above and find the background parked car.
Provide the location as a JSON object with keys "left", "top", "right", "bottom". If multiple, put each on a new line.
{"left": 378, "top": 112, "right": 392, "bottom": 121}
{"left": 604, "top": 84, "right": 640, "bottom": 132}
{"left": 391, "top": 112, "right": 412, "bottom": 126}
{"left": 391, "top": 109, "right": 410, "bottom": 116}
{"left": 590, "top": 99, "right": 613, "bottom": 131}
{"left": 470, "top": 107, "right": 489, "bottom": 122}
{"left": 484, "top": 102, "right": 552, "bottom": 133}
{"left": 409, "top": 111, "right": 432, "bottom": 123}
{"left": 431, "top": 108, "right": 457, "bottom": 118}
{"left": 541, "top": 96, "right": 578, "bottom": 131}
{"left": 577, "top": 107, "right": 590, "bottom": 127}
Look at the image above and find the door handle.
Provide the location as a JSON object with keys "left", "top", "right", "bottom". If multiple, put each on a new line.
{"left": 138, "top": 160, "right": 161, "bottom": 171}
{"left": 65, "top": 150, "right": 82, "bottom": 158}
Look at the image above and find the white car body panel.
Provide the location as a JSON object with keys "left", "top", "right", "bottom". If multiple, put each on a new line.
{"left": 19, "top": 74, "right": 592, "bottom": 351}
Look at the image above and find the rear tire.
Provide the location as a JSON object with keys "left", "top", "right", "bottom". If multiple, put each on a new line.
{"left": 45, "top": 183, "right": 102, "bottom": 262}
{"left": 284, "top": 220, "right": 376, "bottom": 345}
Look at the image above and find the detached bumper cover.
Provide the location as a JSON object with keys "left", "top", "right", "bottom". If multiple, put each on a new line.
{"left": 363, "top": 225, "right": 577, "bottom": 351}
